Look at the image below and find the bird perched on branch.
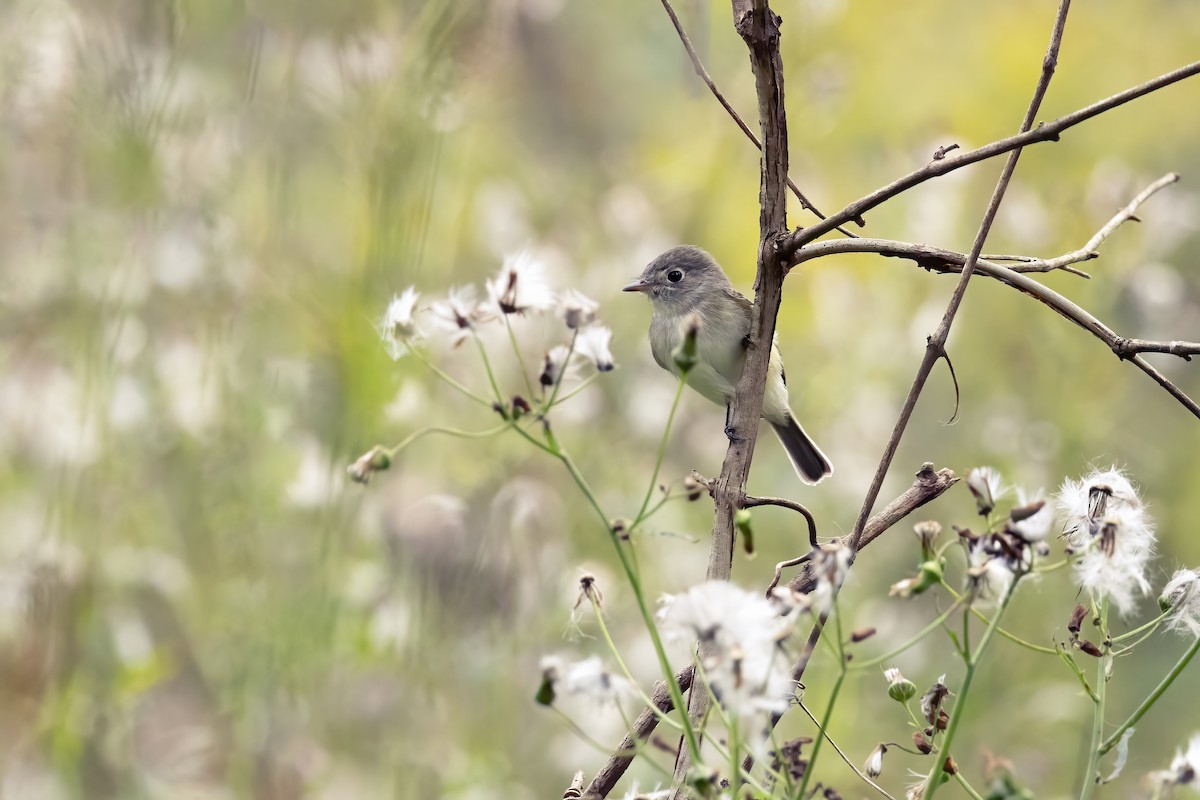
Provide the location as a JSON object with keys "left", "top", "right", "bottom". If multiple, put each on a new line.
{"left": 623, "top": 245, "right": 832, "bottom": 485}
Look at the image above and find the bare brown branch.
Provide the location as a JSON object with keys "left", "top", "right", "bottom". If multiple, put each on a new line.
{"left": 671, "top": 1, "right": 793, "bottom": 790}
{"left": 742, "top": 494, "right": 818, "bottom": 549}
{"left": 589, "top": 466, "right": 957, "bottom": 797}
{"left": 582, "top": 666, "right": 695, "bottom": 799}
{"left": 654, "top": 0, "right": 862, "bottom": 234}
{"left": 782, "top": 59, "right": 1200, "bottom": 251}
{"left": 845, "top": 0, "right": 1073, "bottom": 556}
{"left": 789, "top": 237, "right": 1200, "bottom": 418}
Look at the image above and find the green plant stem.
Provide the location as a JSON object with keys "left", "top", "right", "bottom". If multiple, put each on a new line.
{"left": 632, "top": 378, "right": 688, "bottom": 528}
{"left": 796, "top": 701, "right": 896, "bottom": 800}
{"left": 851, "top": 600, "right": 964, "bottom": 670}
{"left": 503, "top": 315, "right": 538, "bottom": 399}
{"left": 1056, "top": 645, "right": 1100, "bottom": 703}
{"left": 472, "top": 334, "right": 505, "bottom": 406}
{"left": 1100, "top": 632, "right": 1200, "bottom": 755}
{"left": 954, "top": 771, "right": 987, "bottom": 800}
{"left": 941, "top": 584, "right": 1057, "bottom": 655}
{"left": 1110, "top": 609, "right": 1169, "bottom": 643}
{"left": 383, "top": 424, "right": 507, "bottom": 458}
{"left": 1079, "top": 598, "right": 1110, "bottom": 800}
{"left": 590, "top": 603, "right": 683, "bottom": 731}
{"left": 551, "top": 371, "right": 600, "bottom": 405}
{"left": 408, "top": 346, "right": 492, "bottom": 406}
{"left": 795, "top": 603, "right": 847, "bottom": 799}
{"left": 507, "top": 419, "right": 703, "bottom": 765}
{"left": 542, "top": 329, "right": 578, "bottom": 411}
{"left": 924, "top": 579, "right": 1019, "bottom": 800}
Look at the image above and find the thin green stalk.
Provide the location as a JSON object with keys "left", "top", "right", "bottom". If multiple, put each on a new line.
{"left": 1079, "top": 598, "right": 1110, "bottom": 800}
{"left": 633, "top": 378, "right": 688, "bottom": 527}
{"left": 954, "top": 771, "right": 987, "bottom": 800}
{"left": 503, "top": 315, "right": 538, "bottom": 399}
{"left": 591, "top": 602, "right": 683, "bottom": 732}
{"left": 551, "top": 371, "right": 600, "bottom": 406}
{"left": 1056, "top": 645, "right": 1100, "bottom": 703}
{"left": 1111, "top": 609, "right": 1169, "bottom": 643}
{"left": 383, "top": 424, "right": 507, "bottom": 458}
{"left": 1100, "top": 633, "right": 1200, "bottom": 755}
{"left": 689, "top": 661, "right": 779, "bottom": 796}
{"left": 542, "top": 329, "right": 578, "bottom": 411}
{"left": 472, "top": 333, "right": 505, "bottom": 405}
{"left": 796, "top": 701, "right": 896, "bottom": 800}
{"left": 408, "top": 346, "right": 492, "bottom": 406}
{"left": 850, "top": 600, "right": 964, "bottom": 670}
{"left": 941, "top": 584, "right": 1057, "bottom": 655}
{"left": 924, "top": 578, "right": 1019, "bottom": 800}
{"left": 509, "top": 420, "right": 703, "bottom": 764}
{"left": 795, "top": 602, "right": 847, "bottom": 799}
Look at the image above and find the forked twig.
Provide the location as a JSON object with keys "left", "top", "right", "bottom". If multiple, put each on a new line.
{"left": 655, "top": 0, "right": 861, "bottom": 235}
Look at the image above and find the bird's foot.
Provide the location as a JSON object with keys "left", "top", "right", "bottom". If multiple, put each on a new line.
{"left": 724, "top": 424, "right": 742, "bottom": 442}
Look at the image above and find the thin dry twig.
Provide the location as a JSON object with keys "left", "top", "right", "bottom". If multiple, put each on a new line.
{"left": 789, "top": 237, "right": 1200, "bottom": 418}
{"left": 743, "top": 465, "right": 959, "bottom": 777}
{"left": 781, "top": 58, "right": 1200, "bottom": 250}
{"left": 742, "top": 494, "right": 819, "bottom": 549}
{"left": 655, "top": 0, "right": 862, "bottom": 234}
{"left": 582, "top": 666, "right": 694, "bottom": 798}
{"left": 844, "top": 0, "right": 1073, "bottom": 555}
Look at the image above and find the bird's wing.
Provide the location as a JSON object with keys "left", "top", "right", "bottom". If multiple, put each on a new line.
{"left": 724, "top": 287, "right": 753, "bottom": 314}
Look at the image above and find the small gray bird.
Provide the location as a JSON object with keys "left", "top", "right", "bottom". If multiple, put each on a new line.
{"left": 623, "top": 245, "right": 833, "bottom": 485}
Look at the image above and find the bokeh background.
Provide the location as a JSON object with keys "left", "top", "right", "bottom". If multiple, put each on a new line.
{"left": 2, "top": 0, "right": 1199, "bottom": 797}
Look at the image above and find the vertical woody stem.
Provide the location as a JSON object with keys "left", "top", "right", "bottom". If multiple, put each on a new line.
{"left": 669, "top": 0, "right": 793, "bottom": 793}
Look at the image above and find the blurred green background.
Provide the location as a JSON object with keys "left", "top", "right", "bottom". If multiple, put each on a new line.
{"left": 2, "top": 0, "right": 1199, "bottom": 797}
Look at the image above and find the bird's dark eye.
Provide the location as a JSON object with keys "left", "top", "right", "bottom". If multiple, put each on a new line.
{"left": 667, "top": 269, "right": 684, "bottom": 283}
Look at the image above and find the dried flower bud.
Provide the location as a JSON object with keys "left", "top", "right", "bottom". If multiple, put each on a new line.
{"left": 890, "top": 559, "right": 944, "bottom": 598}
{"left": 864, "top": 744, "right": 888, "bottom": 778}
{"left": 913, "top": 731, "right": 933, "bottom": 754}
{"left": 682, "top": 474, "right": 704, "bottom": 501}
{"left": 1079, "top": 640, "right": 1104, "bottom": 658}
{"left": 914, "top": 520, "right": 942, "bottom": 554}
{"left": 347, "top": 446, "right": 391, "bottom": 485}
{"left": 851, "top": 627, "right": 877, "bottom": 643}
{"left": 942, "top": 756, "right": 958, "bottom": 775}
{"left": 1068, "top": 604, "right": 1087, "bottom": 635}
{"left": 512, "top": 395, "right": 531, "bottom": 418}
{"left": 536, "top": 656, "right": 561, "bottom": 706}
{"left": 967, "top": 466, "right": 1006, "bottom": 515}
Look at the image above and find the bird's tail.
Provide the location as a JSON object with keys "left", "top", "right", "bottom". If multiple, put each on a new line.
{"left": 770, "top": 414, "right": 833, "bottom": 485}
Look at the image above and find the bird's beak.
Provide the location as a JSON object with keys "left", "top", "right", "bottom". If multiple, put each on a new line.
{"left": 622, "top": 278, "right": 652, "bottom": 293}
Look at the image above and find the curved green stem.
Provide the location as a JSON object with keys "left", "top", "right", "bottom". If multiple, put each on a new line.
{"left": 924, "top": 577, "right": 1019, "bottom": 800}
{"left": 542, "top": 329, "right": 578, "bottom": 411}
{"left": 796, "top": 701, "right": 897, "bottom": 800}
{"left": 795, "top": 603, "right": 847, "bottom": 799}
{"left": 472, "top": 334, "right": 505, "bottom": 405}
{"left": 408, "top": 346, "right": 492, "bottom": 406}
{"left": 508, "top": 420, "right": 703, "bottom": 765}
{"left": 1111, "top": 609, "right": 1169, "bottom": 643}
{"left": 383, "top": 424, "right": 507, "bottom": 458}
{"left": 851, "top": 600, "right": 965, "bottom": 670}
{"left": 1079, "top": 598, "right": 1110, "bottom": 800}
{"left": 590, "top": 602, "right": 683, "bottom": 732}
{"left": 632, "top": 378, "right": 688, "bottom": 528}
{"left": 1100, "top": 633, "right": 1200, "bottom": 755}
{"left": 941, "top": 583, "right": 1057, "bottom": 655}
{"left": 954, "top": 771, "right": 987, "bottom": 800}
{"left": 503, "top": 315, "right": 538, "bottom": 400}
